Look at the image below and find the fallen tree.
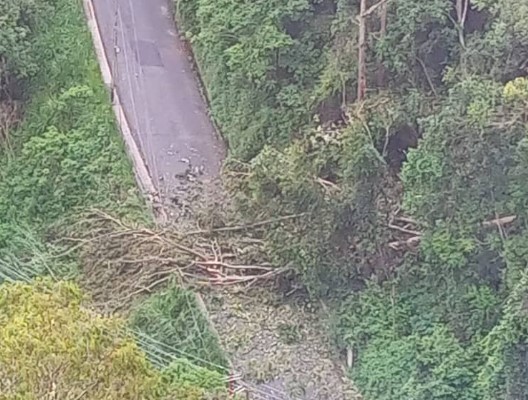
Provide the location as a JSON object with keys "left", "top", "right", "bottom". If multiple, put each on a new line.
{"left": 59, "top": 210, "right": 292, "bottom": 312}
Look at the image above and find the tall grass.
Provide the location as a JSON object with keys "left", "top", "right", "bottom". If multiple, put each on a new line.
{"left": 130, "top": 285, "right": 229, "bottom": 372}
{"left": 0, "top": 223, "right": 78, "bottom": 283}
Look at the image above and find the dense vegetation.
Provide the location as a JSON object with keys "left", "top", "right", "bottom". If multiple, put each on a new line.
{"left": 0, "top": 0, "right": 145, "bottom": 279}
{"left": 130, "top": 285, "right": 228, "bottom": 371}
{"left": 175, "top": 0, "right": 528, "bottom": 398}
{"left": 0, "top": 0, "right": 227, "bottom": 397}
{"left": 0, "top": 279, "right": 228, "bottom": 399}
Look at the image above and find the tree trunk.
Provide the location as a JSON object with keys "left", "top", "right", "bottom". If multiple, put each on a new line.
{"left": 357, "top": 0, "right": 368, "bottom": 102}
{"left": 376, "top": 1, "right": 388, "bottom": 88}
{"left": 456, "top": 0, "right": 469, "bottom": 48}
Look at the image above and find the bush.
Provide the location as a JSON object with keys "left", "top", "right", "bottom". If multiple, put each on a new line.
{"left": 0, "top": 279, "right": 161, "bottom": 398}
{"left": 0, "top": 0, "right": 144, "bottom": 227}
{"left": 0, "top": 0, "right": 54, "bottom": 94}
{"left": 353, "top": 327, "right": 478, "bottom": 400}
{"left": 161, "top": 358, "right": 226, "bottom": 392}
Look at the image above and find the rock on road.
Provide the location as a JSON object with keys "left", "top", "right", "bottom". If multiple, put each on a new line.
{"left": 91, "top": 0, "right": 225, "bottom": 201}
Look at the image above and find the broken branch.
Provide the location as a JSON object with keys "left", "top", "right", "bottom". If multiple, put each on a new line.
{"left": 195, "top": 261, "right": 274, "bottom": 272}
{"left": 389, "top": 236, "right": 421, "bottom": 251}
{"left": 362, "top": 0, "right": 391, "bottom": 18}
{"left": 388, "top": 223, "right": 422, "bottom": 237}
{"left": 482, "top": 215, "right": 516, "bottom": 227}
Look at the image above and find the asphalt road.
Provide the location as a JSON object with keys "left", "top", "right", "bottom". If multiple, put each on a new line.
{"left": 91, "top": 0, "right": 225, "bottom": 200}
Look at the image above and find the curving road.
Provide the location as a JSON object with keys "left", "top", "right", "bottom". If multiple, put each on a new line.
{"left": 91, "top": 0, "right": 225, "bottom": 202}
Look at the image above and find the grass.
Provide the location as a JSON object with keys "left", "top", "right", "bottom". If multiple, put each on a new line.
{"left": 0, "top": 0, "right": 147, "bottom": 280}
{"left": 130, "top": 285, "right": 229, "bottom": 372}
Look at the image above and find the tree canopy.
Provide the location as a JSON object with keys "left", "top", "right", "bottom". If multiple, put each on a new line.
{"left": 175, "top": 0, "right": 528, "bottom": 398}
{"left": 0, "top": 279, "right": 229, "bottom": 399}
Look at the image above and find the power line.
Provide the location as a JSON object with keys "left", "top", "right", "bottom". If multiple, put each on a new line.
{"left": 132, "top": 329, "right": 300, "bottom": 399}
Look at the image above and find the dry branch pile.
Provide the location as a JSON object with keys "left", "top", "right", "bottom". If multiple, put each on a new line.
{"left": 62, "top": 210, "right": 289, "bottom": 312}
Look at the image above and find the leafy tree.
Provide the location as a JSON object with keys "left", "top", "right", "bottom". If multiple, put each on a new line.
{"left": 0, "top": 279, "right": 228, "bottom": 399}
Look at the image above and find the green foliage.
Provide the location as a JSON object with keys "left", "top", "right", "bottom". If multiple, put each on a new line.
{"left": 477, "top": 272, "right": 528, "bottom": 400}
{"left": 130, "top": 285, "right": 228, "bottom": 371}
{"left": 0, "top": 0, "right": 499, "bottom": 397}
{"left": 0, "top": 0, "right": 54, "bottom": 94}
{"left": 464, "top": 0, "right": 528, "bottom": 80}
{"left": 180, "top": 0, "right": 528, "bottom": 396}
{"left": 351, "top": 329, "right": 479, "bottom": 400}
{"left": 0, "top": 0, "right": 144, "bottom": 226}
{"left": 402, "top": 77, "right": 518, "bottom": 227}
{"left": 0, "top": 223, "right": 77, "bottom": 283}
{"left": 0, "top": 0, "right": 146, "bottom": 281}
{"left": 336, "top": 73, "right": 528, "bottom": 398}
{"left": 1, "top": 84, "right": 144, "bottom": 225}
{"left": 228, "top": 110, "right": 392, "bottom": 294}
{"left": 0, "top": 279, "right": 228, "bottom": 399}
{"left": 335, "top": 277, "right": 502, "bottom": 400}
{"left": 375, "top": 0, "right": 457, "bottom": 91}
{"left": 161, "top": 358, "right": 225, "bottom": 392}
{"left": 0, "top": 3, "right": 228, "bottom": 399}
{"left": 175, "top": 0, "right": 331, "bottom": 159}
{"left": 0, "top": 278, "right": 157, "bottom": 398}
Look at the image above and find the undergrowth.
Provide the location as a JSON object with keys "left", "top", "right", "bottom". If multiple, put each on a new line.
{"left": 130, "top": 285, "right": 228, "bottom": 372}
{"left": 173, "top": 0, "right": 528, "bottom": 398}
{"left": 0, "top": 0, "right": 146, "bottom": 281}
{"left": 0, "top": 0, "right": 146, "bottom": 227}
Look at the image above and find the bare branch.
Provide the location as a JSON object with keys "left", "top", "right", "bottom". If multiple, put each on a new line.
{"left": 389, "top": 236, "right": 421, "bottom": 251}
{"left": 394, "top": 216, "right": 418, "bottom": 225}
{"left": 482, "top": 215, "right": 516, "bottom": 227}
{"left": 388, "top": 223, "right": 422, "bottom": 237}
{"left": 316, "top": 177, "right": 342, "bottom": 192}
{"left": 195, "top": 261, "right": 274, "bottom": 272}
{"left": 362, "top": 0, "right": 391, "bottom": 18}
{"left": 357, "top": 0, "right": 368, "bottom": 102}
{"left": 416, "top": 57, "right": 438, "bottom": 97}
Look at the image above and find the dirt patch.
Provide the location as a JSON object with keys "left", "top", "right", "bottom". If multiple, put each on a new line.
{"left": 384, "top": 124, "right": 419, "bottom": 172}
